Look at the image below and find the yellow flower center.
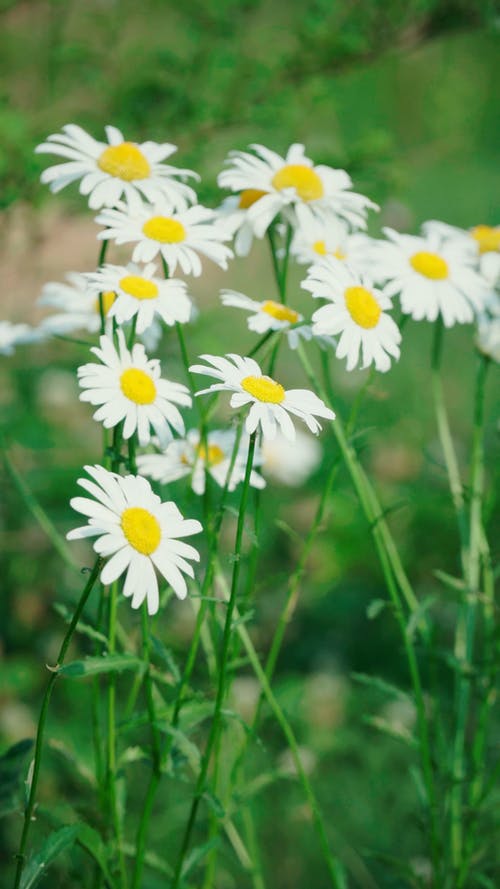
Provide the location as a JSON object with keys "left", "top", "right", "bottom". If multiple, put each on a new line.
{"left": 94, "top": 291, "right": 116, "bottom": 315}
{"left": 261, "top": 300, "right": 299, "bottom": 323}
{"left": 313, "top": 240, "right": 346, "bottom": 259}
{"left": 97, "top": 142, "right": 151, "bottom": 181}
{"left": 142, "top": 216, "right": 186, "bottom": 244}
{"left": 344, "top": 286, "right": 381, "bottom": 329}
{"left": 241, "top": 374, "right": 285, "bottom": 403}
{"left": 272, "top": 164, "right": 324, "bottom": 202}
{"left": 121, "top": 507, "right": 161, "bottom": 555}
{"left": 120, "top": 368, "right": 157, "bottom": 404}
{"left": 471, "top": 225, "right": 500, "bottom": 255}
{"left": 238, "top": 189, "right": 267, "bottom": 209}
{"left": 197, "top": 443, "right": 225, "bottom": 466}
{"left": 410, "top": 251, "right": 448, "bottom": 280}
{"left": 119, "top": 275, "right": 159, "bottom": 300}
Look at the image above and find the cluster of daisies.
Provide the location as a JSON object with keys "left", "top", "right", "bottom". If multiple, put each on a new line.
{"left": 3, "top": 124, "right": 499, "bottom": 613}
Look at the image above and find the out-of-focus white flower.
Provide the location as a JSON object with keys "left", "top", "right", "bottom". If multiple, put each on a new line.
{"left": 190, "top": 353, "right": 335, "bottom": 440}
{"left": 0, "top": 321, "right": 45, "bottom": 355}
{"left": 85, "top": 263, "right": 192, "bottom": 334}
{"left": 39, "top": 271, "right": 110, "bottom": 336}
{"left": 215, "top": 193, "right": 265, "bottom": 257}
{"left": 67, "top": 464, "right": 202, "bottom": 613}
{"left": 303, "top": 259, "right": 401, "bottom": 372}
{"left": 36, "top": 124, "right": 197, "bottom": 212}
{"left": 218, "top": 143, "right": 377, "bottom": 238}
{"left": 262, "top": 428, "right": 321, "bottom": 486}
{"left": 77, "top": 332, "right": 191, "bottom": 446}
{"left": 220, "top": 289, "right": 311, "bottom": 349}
{"left": 138, "top": 428, "right": 265, "bottom": 495}
{"left": 476, "top": 295, "right": 500, "bottom": 363}
{"left": 290, "top": 214, "right": 374, "bottom": 275}
{"left": 374, "top": 227, "right": 489, "bottom": 327}
{"left": 423, "top": 220, "right": 500, "bottom": 288}
{"left": 96, "top": 201, "right": 233, "bottom": 277}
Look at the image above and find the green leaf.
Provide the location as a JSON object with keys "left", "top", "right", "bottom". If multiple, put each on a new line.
{"left": 76, "top": 824, "right": 113, "bottom": 885}
{"left": 352, "top": 672, "right": 412, "bottom": 703}
{"left": 202, "top": 790, "right": 225, "bottom": 818}
{"left": 53, "top": 603, "right": 108, "bottom": 647}
{"left": 122, "top": 843, "right": 173, "bottom": 876}
{"left": 0, "top": 739, "right": 33, "bottom": 818}
{"left": 150, "top": 635, "right": 180, "bottom": 682}
{"left": 366, "top": 598, "right": 387, "bottom": 620}
{"left": 20, "top": 824, "right": 79, "bottom": 889}
{"left": 156, "top": 725, "right": 200, "bottom": 771}
{"left": 180, "top": 838, "right": 220, "bottom": 880}
{"left": 58, "top": 654, "right": 143, "bottom": 679}
{"left": 406, "top": 595, "right": 436, "bottom": 641}
{"left": 364, "top": 715, "right": 416, "bottom": 747}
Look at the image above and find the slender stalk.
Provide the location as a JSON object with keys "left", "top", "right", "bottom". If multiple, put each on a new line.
{"left": 131, "top": 606, "right": 162, "bottom": 889}
{"left": 450, "top": 353, "right": 490, "bottom": 879}
{"left": 13, "top": 558, "right": 102, "bottom": 889}
{"left": 106, "top": 579, "right": 128, "bottom": 888}
{"left": 2, "top": 447, "right": 79, "bottom": 571}
{"left": 170, "top": 433, "right": 257, "bottom": 889}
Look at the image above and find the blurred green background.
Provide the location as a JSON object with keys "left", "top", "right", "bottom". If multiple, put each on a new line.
{"left": 0, "top": 1, "right": 499, "bottom": 886}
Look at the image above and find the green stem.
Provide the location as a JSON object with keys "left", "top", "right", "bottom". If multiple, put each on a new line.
{"left": 12, "top": 558, "right": 102, "bottom": 889}
{"left": 106, "top": 579, "right": 128, "bottom": 889}
{"left": 450, "top": 353, "right": 490, "bottom": 880}
{"left": 170, "top": 433, "right": 257, "bottom": 889}
{"left": 131, "top": 606, "right": 162, "bottom": 889}
{"left": 2, "top": 447, "right": 78, "bottom": 571}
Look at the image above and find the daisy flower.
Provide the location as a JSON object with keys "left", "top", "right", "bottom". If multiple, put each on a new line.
{"left": 476, "top": 294, "right": 500, "bottom": 363}
{"left": 220, "top": 289, "right": 312, "bottom": 349}
{"left": 77, "top": 332, "right": 191, "bottom": 446}
{"left": 85, "top": 263, "right": 193, "bottom": 334}
{"left": 67, "top": 464, "right": 202, "bottom": 613}
{"left": 190, "top": 353, "right": 335, "bottom": 440}
{"left": 303, "top": 259, "right": 401, "bottom": 372}
{"left": 35, "top": 124, "right": 197, "bottom": 213}
{"left": 290, "top": 214, "right": 374, "bottom": 274}
{"left": 218, "top": 143, "right": 377, "bottom": 238}
{"left": 138, "top": 429, "right": 265, "bottom": 495}
{"left": 96, "top": 201, "right": 233, "bottom": 277}
{"left": 0, "top": 321, "right": 45, "bottom": 355}
{"left": 38, "top": 271, "right": 111, "bottom": 336}
{"left": 262, "top": 429, "right": 321, "bottom": 486}
{"left": 373, "top": 227, "right": 489, "bottom": 327}
{"left": 422, "top": 220, "right": 500, "bottom": 289}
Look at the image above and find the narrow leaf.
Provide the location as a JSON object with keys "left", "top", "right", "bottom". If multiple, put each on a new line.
{"left": 0, "top": 739, "right": 34, "bottom": 818}
{"left": 76, "top": 824, "right": 113, "bottom": 884}
{"left": 20, "top": 825, "right": 79, "bottom": 889}
{"left": 59, "top": 654, "right": 143, "bottom": 679}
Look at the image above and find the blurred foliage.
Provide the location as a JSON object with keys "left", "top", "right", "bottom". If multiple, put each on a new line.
{"left": 1, "top": 1, "right": 499, "bottom": 886}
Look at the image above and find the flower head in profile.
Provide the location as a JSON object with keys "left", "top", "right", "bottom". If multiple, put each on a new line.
{"left": 86, "top": 263, "right": 193, "bottom": 334}
{"left": 0, "top": 321, "right": 45, "bottom": 355}
{"left": 35, "top": 124, "right": 197, "bottom": 212}
{"left": 96, "top": 201, "right": 233, "bottom": 277}
{"left": 77, "top": 332, "right": 191, "bottom": 446}
{"left": 38, "top": 271, "right": 112, "bottom": 336}
{"left": 220, "top": 290, "right": 311, "bottom": 349}
{"left": 67, "top": 465, "right": 202, "bottom": 613}
{"left": 303, "top": 259, "right": 401, "bottom": 372}
{"left": 215, "top": 191, "right": 268, "bottom": 256}
{"left": 373, "top": 227, "right": 489, "bottom": 327}
{"left": 218, "top": 143, "right": 377, "bottom": 238}
{"left": 190, "top": 353, "right": 335, "bottom": 440}
{"left": 138, "top": 429, "right": 265, "bottom": 496}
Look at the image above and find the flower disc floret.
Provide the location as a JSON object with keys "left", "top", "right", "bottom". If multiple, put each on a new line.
{"left": 344, "top": 286, "right": 381, "bottom": 329}
{"left": 98, "top": 142, "right": 151, "bottom": 181}
{"left": 261, "top": 301, "right": 300, "bottom": 323}
{"left": 410, "top": 251, "right": 448, "bottom": 280}
{"left": 220, "top": 290, "right": 309, "bottom": 349}
{"left": 241, "top": 375, "right": 285, "bottom": 403}
{"left": 120, "top": 368, "right": 157, "bottom": 405}
{"left": 121, "top": 507, "right": 161, "bottom": 555}
{"left": 142, "top": 216, "right": 186, "bottom": 243}
{"left": 271, "top": 164, "right": 324, "bottom": 201}
{"left": 471, "top": 225, "right": 500, "bottom": 255}
{"left": 119, "top": 275, "right": 158, "bottom": 300}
